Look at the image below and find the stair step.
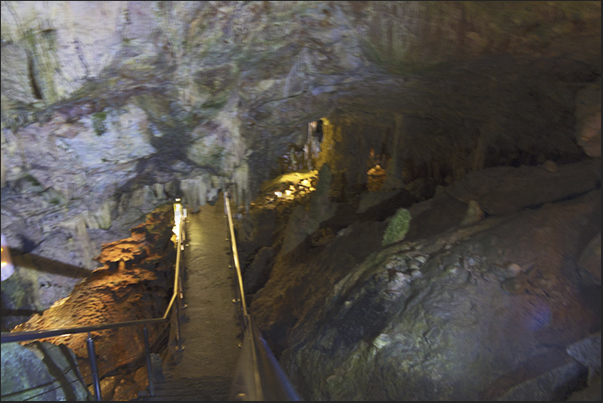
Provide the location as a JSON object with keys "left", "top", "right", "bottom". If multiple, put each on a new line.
{"left": 133, "top": 377, "right": 231, "bottom": 401}
{"left": 149, "top": 389, "right": 212, "bottom": 396}
{"left": 137, "top": 395, "right": 225, "bottom": 401}
{"left": 154, "top": 379, "right": 230, "bottom": 390}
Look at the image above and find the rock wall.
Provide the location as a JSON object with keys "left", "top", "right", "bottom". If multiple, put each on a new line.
{"left": 6, "top": 204, "right": 176, "bottom": 400}
{"left": 1, "top": 1, "right": 601, "bottom": 385}
{"left": 250, "top": 162, "right": 601, "bottom": 400}
{"left": 1, "top": 341, "right": 90, "bottom": 401}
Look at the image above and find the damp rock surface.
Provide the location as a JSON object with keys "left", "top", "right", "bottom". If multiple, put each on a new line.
{"left": 248, "top": 162, "right": 601, "bottom": 401}
{"left": 9, "top": 205, "right": 177, "bottom": 398}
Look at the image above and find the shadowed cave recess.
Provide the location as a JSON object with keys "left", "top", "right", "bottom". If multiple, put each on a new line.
{"left": 1, "top": 1, "right": 601, "bottom": 401}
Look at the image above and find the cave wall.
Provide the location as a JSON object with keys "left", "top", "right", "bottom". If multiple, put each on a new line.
{"left": 316, "top": 58, "right": 598, "bottom": 197}
{"left": 1, "top": 1, "right": 600, "bottom": 323}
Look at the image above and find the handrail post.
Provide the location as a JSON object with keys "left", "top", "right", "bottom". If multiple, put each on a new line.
{"left": 179, "top": 275, "right": 187, "bottom": 309}
{"left": 173, "top": 209, "right": 185, "bottom": 352}
{"left": 143, "top": 326, "right": 156, "bottom": 397}
{"left": 86, "top": 332, "right": 102, "bottom": 401}
{"left": 175, "top": 299, "right": 184, "bottom": 351}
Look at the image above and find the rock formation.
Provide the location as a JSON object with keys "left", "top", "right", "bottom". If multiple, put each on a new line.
{"left": 1, "top": 1, "right": 600, "bottom": 400}
{"left": 3, "top": 205, "right": 177, "bottom": 400}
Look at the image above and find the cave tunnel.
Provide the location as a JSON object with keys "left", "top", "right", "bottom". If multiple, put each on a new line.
{"left": 1, "top": 1, "right": 601, "bottom": 401}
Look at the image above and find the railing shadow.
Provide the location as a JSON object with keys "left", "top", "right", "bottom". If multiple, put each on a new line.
{"left": 10, "top": 249, "right": 94, "bottom": 278}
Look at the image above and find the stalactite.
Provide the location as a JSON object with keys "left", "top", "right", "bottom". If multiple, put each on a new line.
{"left": 180, "top": 174, "right": 211, "bottom": 213}
{"left": 383, "top": 114, "right": 404, "bottom": 190}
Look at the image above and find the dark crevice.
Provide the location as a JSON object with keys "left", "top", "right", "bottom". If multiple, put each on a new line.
{"left": 28, "top": 54, "right": 43, "bottom": 100}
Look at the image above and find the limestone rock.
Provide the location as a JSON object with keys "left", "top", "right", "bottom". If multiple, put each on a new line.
{"left": 281, "top": 164, "right": 335, "bottom": 254}
{"left": 243, "top": 246, "right": 276, "bottom": 296}
{"left": 446, "top": 161, "right": 600, "bottom": 216}
{"left": 382, "top": 208, "right": 411, "bottom": 246}
{"left": 575, "top": 79, "right": 601, "bottom": 157}
{"left": 10, "top": 205, "right": 176, "bottom": 388}
{"left": 0, "top": 3, "right": 601, "bottom": 399}
{"left": 113, "top": 378, "right": 138, "bottom": 401}
{"left": 577, "top": 232, "right": 601, "bottom": 285}
{"left": 496, "top": 361, "right": 588, "bottom": 401}
{"left": 460, "top": 200, "right": 485, "bottom": 227}
{"left": 99, "top": 375, "right": 119, "bottom": 401}
{"left": 1, "top": 341, "right": 90, "bottom": 401}
{"left": 567, "top": 373, "right": 601, "bottom": 401}
{"left": 59, "top": 106, "right": 156, "bottom": 167}
{"left": 1, "top": 2, "right": 601, "bottom": 312}
{"left": 542, "top": 160, "right": 558, "bottom": 173}
{"left": 356, "top": 190, "right": 399, "bottom": 214}
{"left": 255, "top": 189, "right": 601, "bottom": 400}
{"left": 566, "top": 332, "right": 601, "bottom": 371}
{"left": 180, "top": 175, "right": 211, "bottom": 213}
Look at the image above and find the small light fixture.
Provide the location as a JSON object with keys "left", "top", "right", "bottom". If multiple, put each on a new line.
{"left": 275, "top": 191, "right": 282, "bottom": 197}
{"left": 1, "top": 234, "right": 15, "bottom": 281}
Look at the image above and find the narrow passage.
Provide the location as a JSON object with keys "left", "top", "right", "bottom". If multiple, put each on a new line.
{"left": 164, "top": 193, "right": 240, "bottom": 382}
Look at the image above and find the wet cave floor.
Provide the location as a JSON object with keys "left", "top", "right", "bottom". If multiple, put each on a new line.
{"left": 161, "top": 193, "right": 241, "bottom": 397}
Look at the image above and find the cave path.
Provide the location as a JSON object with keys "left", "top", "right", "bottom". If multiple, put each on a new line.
{"left": 164, "top": 193, "right": 240, "bottom": 382}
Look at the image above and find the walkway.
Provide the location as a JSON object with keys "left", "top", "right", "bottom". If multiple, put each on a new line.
{"left": 162, "top": 193, "right": 241, "bottom": 396}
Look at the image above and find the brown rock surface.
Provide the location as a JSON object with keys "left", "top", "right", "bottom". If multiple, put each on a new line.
{"left": 445, "top": 160, "right": 601, "bottom": 216}
{"left": 11, "top": 204, "right": 176, "bottom": 386}
{"left": 577, "top": 231, "right": 602, "bottom": 285}
{"left": 248, "top": 162, "right": 601, "bottom": 400}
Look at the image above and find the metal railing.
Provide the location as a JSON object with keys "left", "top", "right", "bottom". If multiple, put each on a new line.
{"left": 1, "top": 202, "right": 187, "bottom": 401}
{"left": 223, "top": 191, "right": 301, "bottom": 401}
{"left": 2, "top": 194, "right": 301, "bottom": 401}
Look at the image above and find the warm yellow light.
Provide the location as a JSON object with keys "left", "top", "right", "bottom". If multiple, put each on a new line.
{"left": 285, "top": 190, "right": 292, "bottom": 196}
{"left": 1, "top": 262, "right": 5, "bottom": 267}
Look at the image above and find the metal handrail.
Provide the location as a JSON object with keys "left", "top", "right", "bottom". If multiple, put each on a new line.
{"left": 224, "top": 191, "right": 301, "bottom": 401}
{"left": 1, "top": 203, "right": 187, "bottom": 400}
{"left": 1, "top": 226, "right": 184, "bottom": 342}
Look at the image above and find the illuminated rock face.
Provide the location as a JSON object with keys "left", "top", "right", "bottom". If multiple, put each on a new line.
{"left": 0, "top": 1, "right": 600, "bottom": 398}
{"left": 7, "top": 205, "right": 176, "bottom": 400}
{"left": 249, "top": 180, "right": 601, "bottom": 400}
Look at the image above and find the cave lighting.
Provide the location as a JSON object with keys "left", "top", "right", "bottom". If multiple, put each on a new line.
{"left": 275, "top": 191, "right": 283, "bottom": 198}
{"left": 1, "top": 233, "right": 15, "bottom": 281}
{"left": 173, "top": 199, "right": 184, "bottom": 248}
{"left": 285, "top": 190, "right": 292, "bottom": 196}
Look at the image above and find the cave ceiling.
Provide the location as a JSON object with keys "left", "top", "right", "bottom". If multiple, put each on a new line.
{"left": 0, "top": 1, "right": 600, "bottom": 256}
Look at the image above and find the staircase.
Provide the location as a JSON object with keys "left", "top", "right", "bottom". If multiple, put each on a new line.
{"left": 134, "top": 376, "right": 232, "bottom": 401}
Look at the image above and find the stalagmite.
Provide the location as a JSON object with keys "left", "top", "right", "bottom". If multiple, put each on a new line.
{"left": 180, "top": 175, "right": 211, "bottom": 213}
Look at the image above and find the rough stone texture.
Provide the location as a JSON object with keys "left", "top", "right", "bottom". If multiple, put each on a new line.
{"left": 243, "top": 246, "right": 276, "bottom": 296}
{"left": 356, "top": 190, "right": 399, "bottom": 214}
{"left": 495, "top": 360, "right": 588, "bottom": 401}
{"left": 566, "top": 332, "right": 602, "bottom": 370}
{"left": 446, "top": 159, "right": 601, "bottom": 216}
{"left": 577, "top": 231, "right": 601, "bottom": 285}
{"left": 0, "top": 2, "right": 601, "bottom": 400}
{"left": 574, "top": 78, "right": 602, "bottom": 157}
{"left": 10, "top": 205, "right": 176, "bottom": 392}
{"left": 251, "top": 166, "right": 601, "bottom": 400}
{"left": 567, "top": 373, "right": 601, "bottom": 401}
{"left": 281, "top": 164, "right": 335, "bottom": 254}
{"left": 1, "top": 341, "right": 90, "bottom": 401}
{"left": 1, "top": 1, "right": 601, "bottom": 310}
